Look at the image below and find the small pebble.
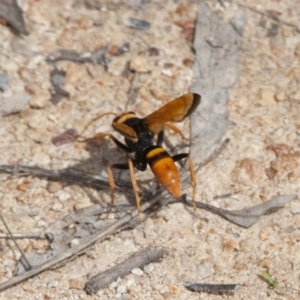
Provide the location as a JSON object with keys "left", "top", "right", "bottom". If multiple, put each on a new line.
{"left": 126, "top": 18, "right": 151, "bottom": 30}
{"left": 117, "top": 285, "right": 126, "bottom": 294}
{"left": 47, "top": 181, "right": 63, "bottom": 193}
{"left": 196, "top": 261, "right": 214, "bottom": 278}
{"left": 28, "top": 118, "right": 41, "bottom": 129}
{"left": 57, "top": 190, "right": 71, "bottom": 202}
{"left": 70, "top": 238, "right": 80, "bottom": 247}
{"left": 233, "top": 262, "right": 246, "bottom": 270}
{"left": 93, "top": 18, "right": 103, "bottom": 26}
{"left": 28, "top": 209, "right": 39, "bottom": 217}
{"left": 31, "top": 144, "right": 42, "bottom": 154}
{"left": 29, "top": 93, "right": 48, "bottom": 109}
{"left": 68, "top": 278, "right": 85, "bottom": 290}
{"left": 126, "top": 278, "right": 135, "bottom": 288}
{"left": 37, "top": 220, "right": 47, "bottom": 228}
{"left": 257, "top": 88, "right": 276, "bottom": 105}
{"left": 161, "top": 68, "right": 173, "bottom": 77}
{"left": 120, "top": 294, "right": 131, "bottom": 300}
{"left": 74, "top": 199, "right": 91, "bottom": 211}
{"left": 274, "top": 91, "right": 287, "bottom": 102}
{"left": 0, "top": 92, "right": 30, "bottom": 117}
{"left": 47, "top": 280, "right": 59, "bottom": 288}
{"left": 143, "top": 264, "right": 154, "bottom": 274}
{"left": 130, "top": 56, "right": 151, "bottom": 73}
{"left": 169, "top": 284, "right": 180, "bottom": 295}
{"left": 50, "top": 69, "right": 66, "bottom": 86}
{"left": 116, "top": 42, "right": 130, "bottom": 56}
{"left": 66, "top": 63, "right": 84, "bottom": 83}
{"left": 258, "top": 257, "right": 271, "bottom": 269}
{"left": 51, "top": 201, "right": 63, "bottom": 212}
{"left": 290, "top": 207, "right": 300, "bottom": 214}
{"left": 131, "top": 268, "right": 143, "bottom": 276}
{"left": 17, "top": 182, "right": 28, "bottom": 192}
{"left": 281, "top": 28, "right": 293, "bottom": 37}
{"left": 162, "top": 291, "right": 173, "bottom": 299}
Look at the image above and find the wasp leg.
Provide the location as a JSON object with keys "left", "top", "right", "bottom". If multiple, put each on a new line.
{"left": 109, "top": 159, "right": 143, "bottom": 225}
{"left": 172, "top": 153, "right": 188, "bottom": 162}
{"left": 82, "top": 133, "right": 134, "bottom": 153}
{"left": 165, "top": 123, "right": 189, "bottom": 140}
{"left": 156, "top": 130, "right": 164, "bottom": 146}
{"left": 128, "top": 158, "right": 142, "bottom": 214}
{"left": 172, "top": 153, "right": 197, "bottom": 210}
{"left": 128, "top": 158, "right": 145, "bottom": 233}
{"left": 188, "top": 156, "right": 197, "bottom": 210}
{"left": 107, "top": 164, "right": 116, "bottom": 212}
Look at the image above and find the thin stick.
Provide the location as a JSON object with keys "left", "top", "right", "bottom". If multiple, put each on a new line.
{"left": 185, "top": 282, "right": 242, "bottom": 294}
{"left": 0, "top": 164, "right": 110, "bottom": 190}
{"left": 0, "top": 214, "right": 32, "bottom": 271}
{"left": 85, "top": 247, "right": 167, "bottom": 294}
{"left": 0, "top": 232, "right": 49, "bottom": 239}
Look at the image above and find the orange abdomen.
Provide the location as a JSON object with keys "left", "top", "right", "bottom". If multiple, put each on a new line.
{"left": 146, "top": 147, "right": 181, "bottom": 199}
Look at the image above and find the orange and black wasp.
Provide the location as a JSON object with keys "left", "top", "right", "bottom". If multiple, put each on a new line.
{"left": 81, "top": 93, "right": 201, "bottom": 212}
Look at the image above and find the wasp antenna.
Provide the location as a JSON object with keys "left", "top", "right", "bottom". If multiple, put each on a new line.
{"left": 79, "top": 112, "right": 118, "bottom": 137}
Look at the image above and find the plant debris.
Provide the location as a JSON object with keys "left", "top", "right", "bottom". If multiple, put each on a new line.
{"left": 85, "top": 247, "right": 166, "bottom": 294}
{"left": 0, "top": 0, "right": 29, "bottom": 35}
{"left": 185, "top": 282, "right": 242, "bottom": 294}
{"left": 49, "top": 69, "right": 70, "bottom": 104}
{"left": 125, "top": 18, "right": 151, "bottom": 30}
{"left": 46, "top": 46, "right": 110, "bottom": 69}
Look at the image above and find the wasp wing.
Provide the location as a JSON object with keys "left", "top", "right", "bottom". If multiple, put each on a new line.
{"left": 143, "top": 93, "right": 201, "bottom": 134}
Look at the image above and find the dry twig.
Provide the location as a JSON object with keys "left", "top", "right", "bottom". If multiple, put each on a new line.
{"left": 85, "top": 247, "right": 166, "bottom": 294}
{"left": 186, "top": 282, "right": 242, "bottom": 294}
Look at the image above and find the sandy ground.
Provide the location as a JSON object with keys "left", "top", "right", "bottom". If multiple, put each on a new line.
{"left": 0, "top": 0, "right": 300, "bottom": 299}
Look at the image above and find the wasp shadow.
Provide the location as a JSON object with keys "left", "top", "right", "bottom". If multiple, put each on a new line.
{"left": 59, "top": 136, "right": 157, "bottom": 209}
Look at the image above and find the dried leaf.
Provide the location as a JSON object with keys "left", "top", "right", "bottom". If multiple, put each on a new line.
{"left": 185, "top": 194, "right": 298, "bottom": 228}
{"left": 0, "top": 0, "right": 29, "bottom": 35}
{"left": 51, "top": 129, "right": 79, "bottom": 146}
{"left": 190, "top": 2, "right": 245, "bottom": 164}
